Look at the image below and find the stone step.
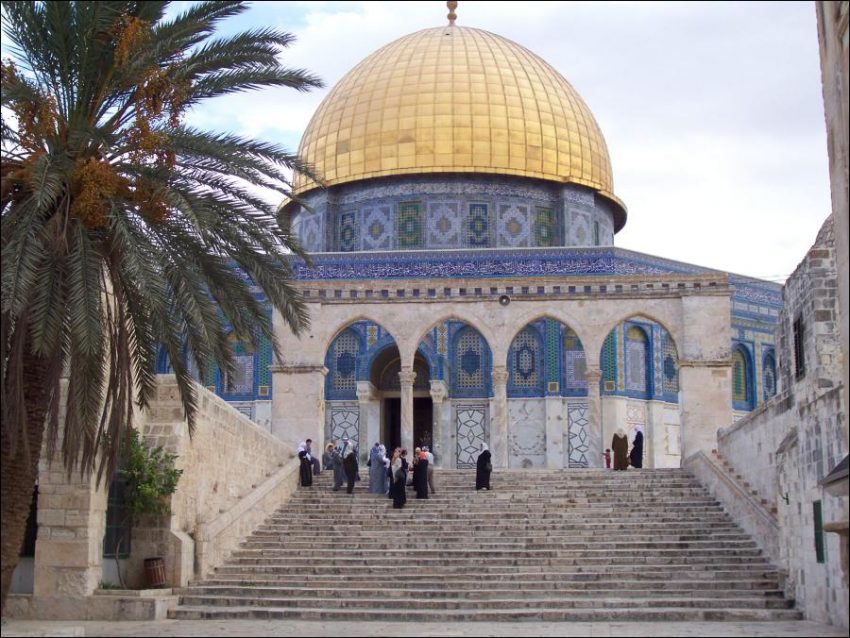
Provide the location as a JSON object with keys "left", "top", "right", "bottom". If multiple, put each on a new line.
{"left": 232, "top": 543, "right": 762, "bottom": 565}
{"left": 168, "top": 604, "right": 803, "bottom": 622}
{"left": 175, "top": 594, "right": 794, "bottom": 611}
{"left": 172, "top": 468, "right": 796, "bottom": 624}
{"left": 196, "top": 570, "right": 780, "bottom": 590}
{"left": 180, "top": 584, "right": 786, "bottom": 597}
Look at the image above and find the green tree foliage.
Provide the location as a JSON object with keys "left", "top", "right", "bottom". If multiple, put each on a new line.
{"left": 0, "top": 1, "right": 323, "bottom": 609}
{"left": 122, "top": 427, "right": 182, "bottom": 518}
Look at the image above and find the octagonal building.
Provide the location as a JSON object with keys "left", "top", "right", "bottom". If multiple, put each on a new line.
{"left": 263, "top": 17, "right": 781, "bottom": 470}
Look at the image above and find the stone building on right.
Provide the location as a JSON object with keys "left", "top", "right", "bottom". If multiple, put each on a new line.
{"left": 689, "top": 1, "right": 848, "bottom": 629}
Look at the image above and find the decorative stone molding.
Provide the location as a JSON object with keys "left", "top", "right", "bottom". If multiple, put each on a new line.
{"left": 270, "top": 364, "right": 328, "bottom": 376}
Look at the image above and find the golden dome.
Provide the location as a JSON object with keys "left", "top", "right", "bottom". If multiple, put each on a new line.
{"left": 293, "top": 25, "right": 625, "bottom": 227}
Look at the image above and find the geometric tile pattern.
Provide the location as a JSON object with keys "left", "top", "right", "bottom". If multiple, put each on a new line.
{"left": 397, "top": 202, "right": 424, "bottom": 249}
{"left": 625, "top": 326, "right": 648, "bottom": 395}
{"left": 427, "top": 201, "right": 461, "bottom": 248}
{"left": 763, "top": 351, "right": 777, "bottom": 400}
{"left": 337, "top": 210, "right": 359, "bottom": 252}
{"left": 361, "top": 205, "right": 393, "bottom": 250}
{"left": 467, "top": 203, "right": 491, "bottom": 247}
{"left": 328, "top": 404, "right": 360, "bottom": 450}
{"left": 497, "top": 203, "right": 531, "bottom": 247}
{"left": 663, "top": 333, "right": 679, "bottom": 395}
{"left": 534, "top": 207, "right": 556, "bottom": 247}
{"left": 508, "top": 327, "right": 542, "bottom": 393}
{"left": 545, "top": 319, "right": 560, "bottom": 388}
{"left": 295, "top": 210, "right": 323, "bottom": 252}
{"left": 455, "top": 403, "right": 488, "bottom": 469}
{"left": 567, "top": 402, "right": 589, "bottom": 468}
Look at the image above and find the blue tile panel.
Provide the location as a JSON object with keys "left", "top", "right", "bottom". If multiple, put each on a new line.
{"left": 507, "top": 320, "right": 588, "bottom": 398}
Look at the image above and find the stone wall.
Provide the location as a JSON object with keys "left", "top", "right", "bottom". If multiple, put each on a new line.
{"left": 7, "top": 375, "right": 296, "bottom": 619}
{"left": 711, "top": 216, "right": 849, "bottom": 629}
{"left": 130, "top": 376, "right": 296, "bottom": 588}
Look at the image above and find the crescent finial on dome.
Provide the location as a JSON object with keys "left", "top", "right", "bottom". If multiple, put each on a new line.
{"left": 447, "top": 1, "right": 458, "bottom": 25}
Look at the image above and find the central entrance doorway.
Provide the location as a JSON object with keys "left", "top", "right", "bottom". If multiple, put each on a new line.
{"left": 373, "top": 346, "right": 433, "bottom": 451}
{"left": 381, "top": 397, "right": 433, "bottom": 452}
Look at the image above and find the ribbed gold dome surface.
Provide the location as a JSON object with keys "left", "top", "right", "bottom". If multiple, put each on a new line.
{"left": 293, "top": 25, "right": 624, "bottom": 218}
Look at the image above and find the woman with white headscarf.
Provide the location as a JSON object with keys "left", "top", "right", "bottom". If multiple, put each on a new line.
{"left": 475, "top": 442, "right": 492, "bottom": 491}
{"left": 612, "top": 428, "right": 629, "bottom": 471}
{"left": 629, "top": 426, "right": 644, "bottom": 469}
{"left": 297, "top": 442, "right": 313, "bottom": 487}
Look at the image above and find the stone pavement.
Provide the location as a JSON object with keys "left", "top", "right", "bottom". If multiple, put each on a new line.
{"left": 1, "top": 619, "right": 847, "bottom": 637}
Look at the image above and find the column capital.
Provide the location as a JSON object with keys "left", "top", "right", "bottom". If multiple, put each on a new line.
{"left": 429, "top": 379, "right": 448, "bottom": 404}
{"left": 585, "top": 367, "right": 602, "bottom": 383}
{"left": 493, "top": 366, "right": 509, "bottom": 385}
{"left": 398, "top": 369, "right": 417, "bottom": 386}
{"left": 356, "top": 381, "right": 377, "bottom": 403}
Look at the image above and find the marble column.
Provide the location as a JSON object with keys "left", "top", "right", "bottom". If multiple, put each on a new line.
{"left": 584, "top": 367, "right": 603, "bottom": 468}
{"left": 357, "top": 381, "right": 378, "bottom": 459}
{"left": 399, "top": 368, "right": 416, "bottom": 453}
{"left": 429, "top": 380, "right": 448, "bottom": 468}
{"left": 491, "top": 366, "right": 509, "bottom": 468}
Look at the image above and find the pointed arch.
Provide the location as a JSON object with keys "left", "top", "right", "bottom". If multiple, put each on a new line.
{"left": 763, "top": 348, "right": 777, "bottom": 400}
{"left": 599, "top": 315, "right": 678, "bottom": 403}
{"left": 450, "top": 323, "right": 493, "bottom": 398}
{"left": 732, "top": 342, "right": 755, "bottom": 411}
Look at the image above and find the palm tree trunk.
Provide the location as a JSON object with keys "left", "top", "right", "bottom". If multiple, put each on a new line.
{"left": 1, "top": 350, "right": 49, "bottom": 613}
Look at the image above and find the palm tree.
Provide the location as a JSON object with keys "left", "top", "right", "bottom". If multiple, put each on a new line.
{"left": 0, "top": 1, "right": 323, "bottom": 609}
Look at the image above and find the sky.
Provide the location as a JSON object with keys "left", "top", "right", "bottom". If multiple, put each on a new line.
{"left": 7, "top": 1, "right": 834, "bottom": 283}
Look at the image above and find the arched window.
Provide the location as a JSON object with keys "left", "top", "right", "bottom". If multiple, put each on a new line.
{"left": 601, "top": 331, "right": 617, "bottom": 394}
{"left": 763, "top": 350, "right": 777, "bottom": 400}
{"left": 732, "top": 345, "right": 753, "bottom": 410}
{"left": 662, "top": 334, "right": 679, "bottom": 395}
{"left": 563, "top": 327, "right": 587, "bottom": 394}
{"left": 452, "top": 326, "right": 490, "bottom": 397}
{"left": 326, "top": 329, "right": 360, "bottom": 399}
{"left": 508, "top": 326, "right": 544, "bottom": 396}
{"left": 625, "top": 325, "right": 650, "bottom": 398}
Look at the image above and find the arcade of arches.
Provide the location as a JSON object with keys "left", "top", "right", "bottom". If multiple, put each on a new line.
{"left": 272, "top": 290, "right": 740, "bottom": 470}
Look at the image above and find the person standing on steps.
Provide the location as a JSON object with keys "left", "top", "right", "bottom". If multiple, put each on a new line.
{"left": 297, "top": 442, "right": 313, "bottom": 487}
{"left": 413, "top": 449, "right": 429, "bottom": 499}
{"left": 475, "top": 442, "right": 492, "bottom": 490}
{"left": 629, "top": 426, "right": 644, "bottom": 469}
{"left": 423, "top": 445, "right": 436, "bottom": 495}
{"left": 305, "top": 438, "right": 321, "bottom": 476}
{"left": 612, "top": 428, "right": 629, "bottom": 471}
{"left": 341, "top": 437, "right": 359, "bottom": 494}
{"left": 322, "top": 442, "right": 336, "bottom": 475}
{"left": 368, "top": 442, "right": 387, "bottom": 494}
{"left": 391, "top": 448, "right": 408, "bottom": 509}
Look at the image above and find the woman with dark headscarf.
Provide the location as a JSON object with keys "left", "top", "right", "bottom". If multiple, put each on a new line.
{"left": 475, "top": 442, "right": 492, "bottom": 490}
{"left": 413, "top": 449, "right": 429, "bottom": 499}
{"left": 629, "top": 427, "right": 644, "bottom": 469}
{"left": 612, "top": 428, "right": 629, "bottom": 471}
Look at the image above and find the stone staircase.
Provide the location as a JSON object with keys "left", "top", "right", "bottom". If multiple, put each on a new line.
{"left": 170, "top": 469, "right": 800, "bottom": 622}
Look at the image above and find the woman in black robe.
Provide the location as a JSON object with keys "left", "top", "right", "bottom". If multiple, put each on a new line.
{"left": 297, "top": 442, "right": 313, "bottom": 487}
{"left": 475, "top": 442, "right": 492, "bottom": 490}
{"left": 391, "top": 449, "right": 408, "bottom": 509}
{"left": 413, "top": 450, "right": 429, "bottom": 499}
{"left": 629, "top": 429, "right": 644, "bottom": 469}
